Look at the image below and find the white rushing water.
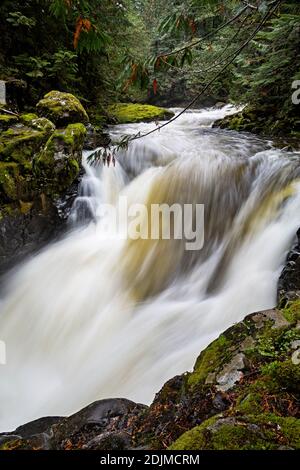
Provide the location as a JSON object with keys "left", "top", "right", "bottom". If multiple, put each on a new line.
{"left": 0, "top": 105, "right": 300, "bottom": 431}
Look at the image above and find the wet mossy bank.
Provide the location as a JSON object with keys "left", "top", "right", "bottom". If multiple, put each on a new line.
{"left": 213, "top": 105, "right": 300, "bottom": 151}
{"left": 1, "top": 249, "right": 300, "bottom": 450}
{"left": 0, "top": 91, "right": 88, "bottom": 273}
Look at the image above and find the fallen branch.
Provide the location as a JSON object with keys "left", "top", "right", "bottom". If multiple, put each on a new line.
{"left": 0, "top": 108, "right": 18, "bottom": 117}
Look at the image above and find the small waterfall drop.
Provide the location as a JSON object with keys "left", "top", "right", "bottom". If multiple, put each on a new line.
{"left": 0, "top": 105, "right": 300, "bottom": 431}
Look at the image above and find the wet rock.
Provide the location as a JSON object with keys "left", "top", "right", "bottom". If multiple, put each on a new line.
{"left": 0, "top": 114, "right": 19, "bottom": 132}
{"left": 216, "top": 353, "right": 246, "bottom": 392}
{"left": 0, "top": 435, "right": 21, "bottom": 446}
{"left": 50, "top": 398, "right": 147, "bottom": 450}
{"left": 278, "top": 233, "right": 300, "bottom": 306}
{"left": 0, "top": 196, "right": 62, "bottom": 276}
{"left": 13, "top": 416, "right": 63, "bottom": 439}
{"left": 82, "top": 431, "right": 131, "bottom": 450}
{"left": 84, "top": 124, "right": 111, "bottom": 150}
{"left": 214, "top": 102, "right": 226, "bottom": 109}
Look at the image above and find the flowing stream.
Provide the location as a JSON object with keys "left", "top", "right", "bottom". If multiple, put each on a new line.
{"left": 1, "top": 105, "right": 300, "bottom": 431}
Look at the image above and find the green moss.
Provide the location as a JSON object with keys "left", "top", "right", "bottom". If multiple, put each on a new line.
{"left": 248, "top": 316, "right": 300, "bottom": 360}
{"left": 262, "top": 360, "right": 300, "bottom": 392}
{"left": 36, "top": 90, "right": 89, "bottom": 126}
{"left": 187, "top": 334, "right": 231, "bottom": 386}
{"left": 33, "top": 123, "right": 85, "bottom": 195}
{"left": 60, "top": 123, "right": 87, "bottom": 146}
{"left": 0, "top": 162, "right": 34, "bottom": 201}
{"left": 20, "top": 113, "right": 38, "bottom": 125}
{"left": 0, "top": 126, "right": 53, "bottom": 165}
{"left": 107, "top": 103, "right": 174, "bottom": 124}
{"left": 0, "top": 162, "right": 19, "bottom": 200}
{"left": 169, "top": 413, "right": 300, "bottom": 450}
{"left": 168, "top": 416, "right": 215, "bottom": 450}
{"left": 247, "top": 413, "right": 300, "bottom": 449}
{"left": 0, "top": 114, "right": 19, "bottom": 131}
{"left": 281, "top": 299, "right": 300, "bottom": 323}
{"left": 236, "top": 391, "right": 265, "bottom": 415}
{"left": 30, "top": 117, "right": 55, "bottom": 133}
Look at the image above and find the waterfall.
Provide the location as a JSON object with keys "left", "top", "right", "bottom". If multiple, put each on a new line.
{"left": 0, "top": 105, "right": 300, "bottom": 431}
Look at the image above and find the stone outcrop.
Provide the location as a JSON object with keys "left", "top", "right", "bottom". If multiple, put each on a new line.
{"left": 36, "top": 91, "right": 89, "bottom": 127}
{"left": 0, "top": 92, "right": 88, "bottom": 274}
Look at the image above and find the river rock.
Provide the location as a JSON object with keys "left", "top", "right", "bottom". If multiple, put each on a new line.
{"left": 36, "top": 91, "right": 89, "bottom": 127}
{"left": 84, "top": 123, "right": 111, "bottom": 150}
{"left": 107, "top": 103, "right": 174, "bottom": 124}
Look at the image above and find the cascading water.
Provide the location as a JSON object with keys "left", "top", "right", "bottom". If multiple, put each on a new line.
{"left": 0, "top": 105, "right": 300, "bottom": 432}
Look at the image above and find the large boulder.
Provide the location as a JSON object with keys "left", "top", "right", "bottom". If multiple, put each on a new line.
{"left": 36, "top": 91, "right": 89, "bottom": 127}
{"left": 107, "top": 103, "right": 174, "bottom": 124}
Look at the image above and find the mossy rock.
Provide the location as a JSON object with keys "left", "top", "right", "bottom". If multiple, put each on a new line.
{"left": 0, "top": 126, "right": 53, "bottom": 165}
{"left": 169, "top": 414, "right": 300, "bottom": 450}
{"left": 20, "top": 113, "right": 38, "bottom": 126}
{"left": 34, "top": 123, "right": 86, "bottom": 195}
{"left": 20, "top": 114, "right": 55, "bottom": 133}
{"left": 30, "top": 117, "right": 55, "bottom": 133}
{"left": 36, "top": 91, "right": 89, "bottom": 127}
{"left": 0, "top": 114, "right": 19, "bottom": 132}
{"left": 107, "top": 103, "right": 174, "bottom": 124}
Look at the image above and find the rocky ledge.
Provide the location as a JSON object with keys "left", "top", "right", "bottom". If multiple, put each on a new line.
{"left": 0, "top": 91, "right": 88, "bottom": 273}
{"left": 1, "top": 234, "right": 300, "bottom": 450}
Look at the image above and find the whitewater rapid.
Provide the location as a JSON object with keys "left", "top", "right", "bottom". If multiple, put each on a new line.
{"left": 0, "top": 105, "right": 300, "bottom": 431}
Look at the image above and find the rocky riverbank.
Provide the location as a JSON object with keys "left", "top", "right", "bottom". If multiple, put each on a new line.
{"left": 1, "top": 230, "right": 299, "bottom": 450}
{"left": 213, "top": 105, "right": 300, "bottom": 151}
{"left": 0, "top": 91, "right": 89, "bottom": 274}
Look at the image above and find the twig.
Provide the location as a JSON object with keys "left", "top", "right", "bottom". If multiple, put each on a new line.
{"left": 0, "top": 108, "right": 18, "bottom": 117}
{"left": 242, "top": 1, "right": 258, "bottom": 10}
{"left": 158, "top": 5, "right": 249, "bottom": 58}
